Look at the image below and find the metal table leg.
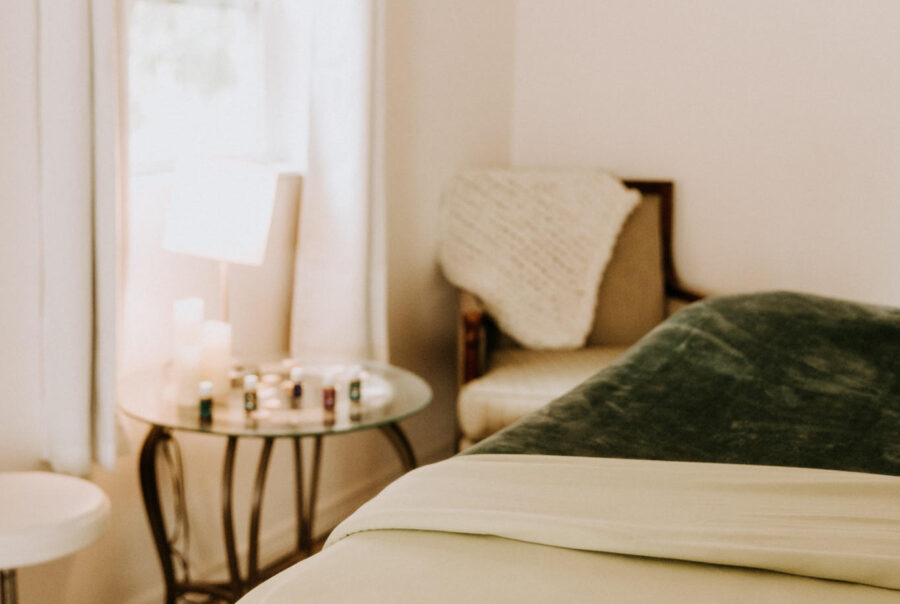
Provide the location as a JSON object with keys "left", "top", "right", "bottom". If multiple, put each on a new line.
{"left": 292, "top": 437, "right": 304, "bottom": 553}
{"left": 140, "top": 426, "right": 233, "bottom": 603}
{"left": 138, "top": 421, "right": 418, "bottom": 602}
{"left": 139, "top": 426, "right": 180, "bottom": 604}
{"left": 305, "top": 436, "right": 323, "bottom": 553}
{"left": 0, "top": 569, "right": 16, "bottom": 604}
{"left": 379, "top": 422, "right": 418, "bottom": 471}
{"left": 221, "top": 436, "right": 241, "bottom": 597}
{"left": 294, "top": 436, "right": 323, "bottom": 556}
{"left": 221, "top": 435, "right": 324, "bottom": 596}
{"left": 247, "top": 438, "right": 275, "bottom": 585}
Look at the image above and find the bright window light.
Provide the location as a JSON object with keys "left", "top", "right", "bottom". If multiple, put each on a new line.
{"left": 129, "top": 0, "right": 266, "bottom": 169}
{"left": 128, "top": 0, "right": 310, "bottom": 172}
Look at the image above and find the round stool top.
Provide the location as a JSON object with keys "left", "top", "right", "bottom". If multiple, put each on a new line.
{"left": 0, "top": 472, "right": 110, "bottom": 569}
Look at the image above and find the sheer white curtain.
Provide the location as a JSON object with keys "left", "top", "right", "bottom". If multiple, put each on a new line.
{"left": 290, "top": 0, "right": 387, "bottom": 362}
{"left": 38, "top": 0, "right": 125, "bottom": 475}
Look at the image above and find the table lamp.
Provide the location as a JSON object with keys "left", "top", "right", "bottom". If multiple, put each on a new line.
{"left": 164, "top": 159, "right": 280, "bottom": 319}
{"left": 164, "top": 159, "right": 280, "bottom": 405}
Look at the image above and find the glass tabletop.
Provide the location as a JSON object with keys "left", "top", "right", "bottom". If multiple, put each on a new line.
{"left": 119, "top": 360, "right": 433, "bottom": 438}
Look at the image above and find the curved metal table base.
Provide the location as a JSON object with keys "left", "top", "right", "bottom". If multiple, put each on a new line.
{"left": 378, "top": 423, "right": 417, "bottom": 470}
{"left": 139, "top": 422, "right": 418, "bottom": 603}
{"left": 0, "top": 569, "right": 17, "bottom": 604}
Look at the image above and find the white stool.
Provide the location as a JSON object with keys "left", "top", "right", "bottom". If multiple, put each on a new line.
{"left": 0, "top": 472, "right": 110, "bottom": 604}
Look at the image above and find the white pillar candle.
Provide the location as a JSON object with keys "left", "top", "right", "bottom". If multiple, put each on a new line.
{"left": 200, "top": 320, "right": 232, "bottom": 403}
{"left": 173, "top": 344, "right": 203, "bottom": 408}
{"left": 173, "top": 297, "right": 204, "bottom": 350}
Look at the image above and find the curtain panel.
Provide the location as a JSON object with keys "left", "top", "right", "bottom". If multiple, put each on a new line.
{"left": 38, "top": 0, "right": 125, "bottom": 474}
{"left": 290, "top": 0, "right": 388, "bottom": 363}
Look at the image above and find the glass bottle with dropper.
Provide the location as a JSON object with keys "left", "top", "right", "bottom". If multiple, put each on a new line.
{"left": 289, "top": 367, "right": 304, "bottom": 410}
{"left": 243, "top": 374, "right": 259, "bottom": 417}
{"left": 348, "top": 367, "right": 362, "bottom": 422}
{"left": 322, "top": 375, "right": 336, "bottom": 427}
{"left": 198, "top": 380, "right": 213, "bottom": 427}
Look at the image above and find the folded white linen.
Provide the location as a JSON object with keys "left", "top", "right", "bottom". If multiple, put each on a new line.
{"left": 327, "top": 455, "right": 900, "bottom": 590}
{"left": 438, "top": 169, "right": 640, "bottom": 349}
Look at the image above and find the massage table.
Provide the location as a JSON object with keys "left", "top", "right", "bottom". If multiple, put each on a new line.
{"left": 239, "top": 291, "right": 900, "bottom": 603}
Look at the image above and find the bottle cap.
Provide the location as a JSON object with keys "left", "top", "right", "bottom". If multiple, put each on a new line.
{"left": 290, "top": 367, "right": 304, "bottom": 383}
{"left": 243, "top": 374, "right": 258, "bottom": 390}
{"left": 198, "top": 381, "right": 214, "bottom": 398}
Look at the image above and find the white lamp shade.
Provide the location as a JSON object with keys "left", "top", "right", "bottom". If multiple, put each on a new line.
{"left": 163, "top": 159, "right": 279, "bottom": 266}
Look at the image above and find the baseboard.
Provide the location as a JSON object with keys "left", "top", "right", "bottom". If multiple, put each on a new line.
{"left": 124, "top": 437, "right": 453, "bottom": 604}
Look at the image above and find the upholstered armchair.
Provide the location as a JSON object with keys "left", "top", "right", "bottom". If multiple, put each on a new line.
{"left": 455, "top": 180, "right": 700, "bottom": 449}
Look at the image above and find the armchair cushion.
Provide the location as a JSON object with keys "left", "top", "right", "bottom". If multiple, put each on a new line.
{"left": 458, "top": 346, "right": 629, "bottom": 446}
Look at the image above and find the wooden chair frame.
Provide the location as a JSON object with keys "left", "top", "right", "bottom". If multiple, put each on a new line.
{"left": 457, "top": 180, "right": 701, "bottom": 386}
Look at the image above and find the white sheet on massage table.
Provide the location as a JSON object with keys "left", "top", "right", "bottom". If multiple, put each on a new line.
{"left": 240, "top": 530, "right": 900, "bottom": 603}
{"left": 239, "top": 455, "right": 900, "bottom": 603}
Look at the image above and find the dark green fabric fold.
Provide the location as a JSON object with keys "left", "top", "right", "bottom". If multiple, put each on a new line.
{"left": 465, "top": 291, "right": 900, "bottom": 477}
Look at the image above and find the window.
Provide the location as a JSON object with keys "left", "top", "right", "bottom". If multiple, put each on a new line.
{"left": 123, "top": 0, "right": 309, "bottom": 373}
{"left": 128, "top": 0, "right": 310, "bottom": 172}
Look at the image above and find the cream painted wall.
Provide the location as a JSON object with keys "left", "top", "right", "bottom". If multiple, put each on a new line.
{"left": 511, "top": 0, "right": 900, "bottom": 305}
{"left": 383, "top": 0, "right": 517, "bottom": 458}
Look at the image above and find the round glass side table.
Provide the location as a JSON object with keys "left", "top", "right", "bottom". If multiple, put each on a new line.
{"left": 120, "top": 360, "right": 432, "bottom": 604}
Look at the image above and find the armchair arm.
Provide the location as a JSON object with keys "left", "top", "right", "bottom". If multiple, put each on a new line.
{"left": 458, "top": 290, "right": 487, "bottom": 384}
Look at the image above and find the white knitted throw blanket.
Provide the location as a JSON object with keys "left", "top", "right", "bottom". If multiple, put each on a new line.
{"left": 439, "top": 169, "right": 640, "bottom": 349}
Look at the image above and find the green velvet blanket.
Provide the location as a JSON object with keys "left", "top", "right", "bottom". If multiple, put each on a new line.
{"left": 465, "top": 291, "right": 900, "bottom": 477}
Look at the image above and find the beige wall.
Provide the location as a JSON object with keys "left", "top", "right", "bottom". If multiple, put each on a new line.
{"left": 383, "top": 0, "right": 517, "bottom": 457}
{"left": 511, "top": 0, "right": 900, "bottom": 305}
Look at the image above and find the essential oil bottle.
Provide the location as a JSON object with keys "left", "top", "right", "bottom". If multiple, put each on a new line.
{"left": 199, "top": 380, "right": 213, "bottom": 427}
{"left": 348, "top": 369, "right": 362, "bottom": 422}
{"left": 243, "top": 374, "right": 259, "bottom": 416}
{"left": 322, "top": 377, "right": 336, "bottom": 426}
{"left": 290, "top": 367, "right": 304, "bottom": 410}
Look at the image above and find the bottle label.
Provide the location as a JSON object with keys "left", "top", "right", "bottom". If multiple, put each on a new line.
{"left": 244, "top": 392, "right": 257, "bottom": 413}
{"left": 292, "top": 384, "right": 303, "bottom": 410}
{"left": 200, "top": 398, "right": 213, "bottom": 423}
